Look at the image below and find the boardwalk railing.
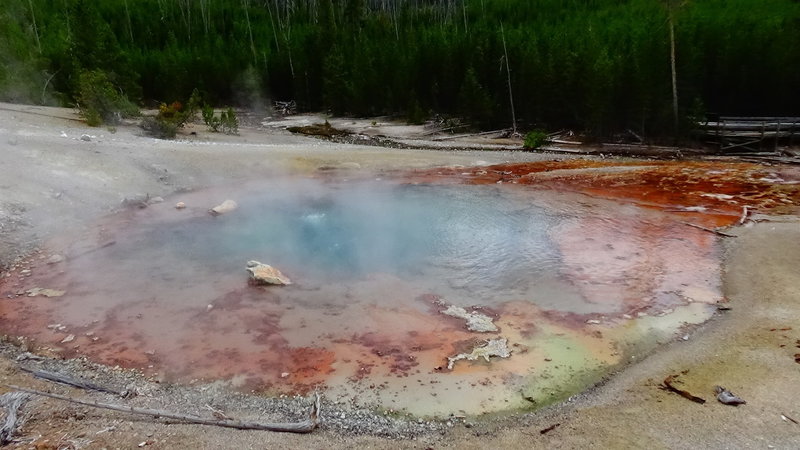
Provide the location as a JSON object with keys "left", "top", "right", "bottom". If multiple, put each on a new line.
{"left": 696, "top": 116, "right": 799, "bottom": 152}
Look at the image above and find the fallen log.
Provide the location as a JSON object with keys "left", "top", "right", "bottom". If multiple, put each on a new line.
{"left": 681, "top": 222, "right": 737, "bottom": 237}
{"left": 432, "top": 128, "right": 510, "bottom": 141}
{"left": 6, "top": 385, "right": 320, "bottom": 434}
{"left": 19, "top": 367, "right": 128, "bottom": 397}
{"left": 0, "top": 392, "right": 30, "bottom": 445}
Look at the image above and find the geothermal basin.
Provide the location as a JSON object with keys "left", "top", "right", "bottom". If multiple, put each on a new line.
{"left": 3, "top": 159, "right": 798, "bottom": 417}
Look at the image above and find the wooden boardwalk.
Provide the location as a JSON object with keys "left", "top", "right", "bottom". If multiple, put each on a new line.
{"left": 696, "top": 116, "right": 800, "bottom": 152}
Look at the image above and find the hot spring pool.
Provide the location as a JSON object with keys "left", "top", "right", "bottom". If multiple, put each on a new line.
{"left": 1, "top": 175, "right": 724, "bottom": 416}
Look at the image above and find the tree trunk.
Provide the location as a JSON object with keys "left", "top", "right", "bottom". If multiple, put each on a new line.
{"left": 668, "top": 3, "right": 679, "bottom": 134}
{"left": 501, "top": 23, "right": 517, "bottom": 134}
{"left": 28, "top": 0, "right": 42, "bottom": 54}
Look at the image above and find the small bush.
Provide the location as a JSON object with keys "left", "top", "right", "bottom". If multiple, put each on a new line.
{"left": 140, "top": 116, "right": 178, "bottom": 139}
{"left": 406, "top": 98, "right": 427, "bottom": 125}
{"left": 203, "top": 105, "right": 238, "bottom": 135}
{"left": 220, "top": 107, "right": 239, "bottom": 135}
{"left": 76, "top": 70, "right": 138, "bottom": 126}
{"left": 202, "top": 104, "right": 221, "bottom": 132}
{"left": 141, "top": 88, "right": 202, "bottom": 139}
{"left": 523, "top": 130, "right": 549, "bottom": 150}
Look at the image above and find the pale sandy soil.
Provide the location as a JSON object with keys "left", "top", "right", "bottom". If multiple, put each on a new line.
{"left": 1, "top": 103, "right": 799, "bottom": 449}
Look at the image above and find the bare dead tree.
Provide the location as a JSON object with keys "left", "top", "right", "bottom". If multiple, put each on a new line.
{"left": 265, "top": 0, "right": 281, "bottom": 50}
{"left": 178, "top": 0, "right": 192, "bottom": 40}
{"left": 668, "top": 2, "right": 678, "bottom": 132}
{"left": 500, "top": 22, "right": 517, "bottom": 134}
{"left": 124, "top": 0, "right": 135, "bottom": 43}
{"left": 199, "top": 0, "right": 211, "bottom": 36}
{"left": 242, "top": 0, "right": 258, "bottom": 67}
{"left": 28, "top": 0, "right": 41, "bottom": 54}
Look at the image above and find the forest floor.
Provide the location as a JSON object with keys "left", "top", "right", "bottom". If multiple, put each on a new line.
{"left": 1, "top": 103, "right": 799, "bottom": 449}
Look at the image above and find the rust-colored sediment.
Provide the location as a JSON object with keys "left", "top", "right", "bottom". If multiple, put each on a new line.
{"left": 406, "top": 160, "right": 800, "bottom": 226}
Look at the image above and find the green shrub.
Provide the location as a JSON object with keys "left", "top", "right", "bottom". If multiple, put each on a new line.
{"left": 139, "top": 116, "right": 177, "bottom": 139}
{"left": 202, "top": 104, "right": 221, "bottom": 132}
{"left": 141, "top": 88, "right": 202, "bottom": 139}
{"left": 76, "top": 70, "right": 138, "bottom": 126}
{"left": 406, "top": 98, "right": 427, "bottom": 125}
{"left": 220, "top": 107, "right": 239, "bottom": 135}
{"left": 203, "top": 105, "right": 239, "bottom": 135}
{"left": 523, "top": 130, "right": 549, "bottom": 150}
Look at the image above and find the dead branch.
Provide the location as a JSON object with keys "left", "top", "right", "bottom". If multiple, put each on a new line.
{"left": 782, "top": 413, "right": 799, "bottom": 425}
{"left": 19, "top": 367, "right": 127, "bottom": 397}
{"left": 660, "top": 374, "right": 706, "bottom": 404}
{"left": 6, "top": 385, "right": 320, "bottom": 434}
{"left": 681, "top": 222, "right": 737, "bottom": 237}
{"left": 539, "top": 423, "right": 561, "bottom": 434}
{"left": 738, "top": 206, "right": 750, "bottom": 225}
{"left": 627, "top": 129, "right": 644, "bottom": 144}
{"left": 0, "top": 392, "right": 30, "bottom": 445}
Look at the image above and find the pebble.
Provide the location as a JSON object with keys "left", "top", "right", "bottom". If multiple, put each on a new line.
{"left": 175, "top": 202, "right": 186, "bottom": 209}
{"left": 61, "top": 334, "right": 75, "bottom": 343}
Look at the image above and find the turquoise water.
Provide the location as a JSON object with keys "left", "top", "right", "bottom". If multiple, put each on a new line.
{"left": 129, "top": 181, "right": 562, "bottom": 302}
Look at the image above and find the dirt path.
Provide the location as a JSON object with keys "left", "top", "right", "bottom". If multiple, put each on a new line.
{"left": 1, "top": 104, "right": 799, "bottom": 448}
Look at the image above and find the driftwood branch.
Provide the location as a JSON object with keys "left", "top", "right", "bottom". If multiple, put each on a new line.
{"left": 0, "top": 392, "right": 30, "bottom": 445}
{"left": 681, "top": 221, "right": 736, "bottom": 237}
{"left": 19, "top": 367, "right": 127, "bottom": 397}
{"left": 660, "top": 374, "right": 706, "bottom": 404}
{"left": 6, "top": 385, "right": 320, "bottom": 434}
{"left": 738, "top": 206, "right": 750, "bottom": 225}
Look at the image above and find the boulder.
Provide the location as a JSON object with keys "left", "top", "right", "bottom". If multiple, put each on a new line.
{"left": 246, "top": 261, "right": 291, "bottom": 285}
{"left": 209, "top": 199, "right": 238, "bottom": 216}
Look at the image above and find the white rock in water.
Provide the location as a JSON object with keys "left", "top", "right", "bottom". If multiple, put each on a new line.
{"left": 441, "top": 304, "right": 498, "bottom": 332}
{"left": 46, "top": 254, "right": 65, "bottom": 265}
{"left": 209, "top": 199, "right": 238, "bottom": 215}
{"left": 246, "top": 261, "right": 291, "bottom": 285}
{"left": 447, "top": 338, "right": 511, "bottom": 370}
{"left": 26, "top": 288, "right": 66, "bottom": 298}
{"left": 175, "top": 202, "right": 186, "bottom": 209}
{"left": 80, "top": 134, "right": 92, "bottom": 141}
